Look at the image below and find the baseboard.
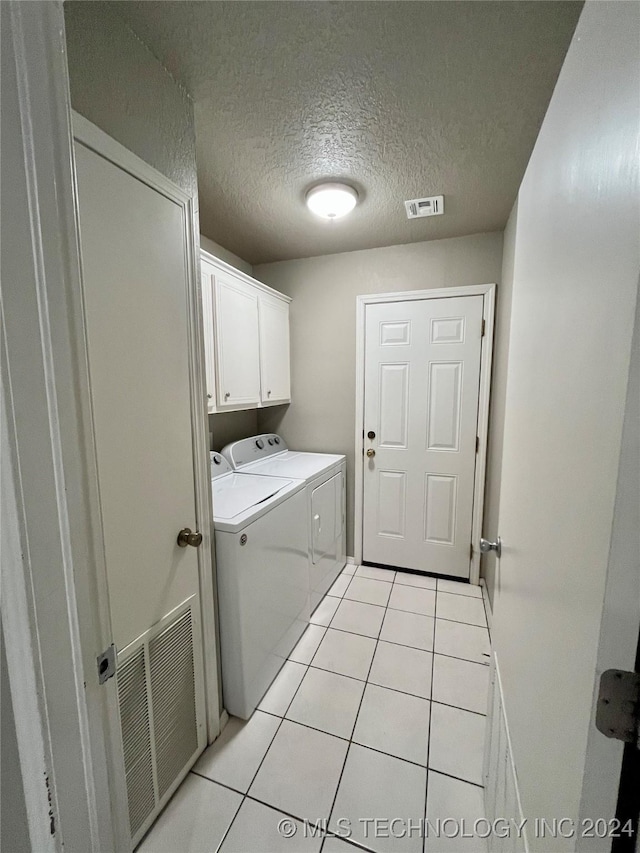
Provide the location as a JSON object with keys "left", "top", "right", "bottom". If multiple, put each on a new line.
{"left": 484, "top": 653, "right": 528, "bottom": 853}
{"left": 219, "top": 709, "right": 229, "bottom": 734}
{"left": 346, "top": 556, "right": 356, "bottom": 565}
{"left": 480, "top": 577, "right": 493, "bottom": 634}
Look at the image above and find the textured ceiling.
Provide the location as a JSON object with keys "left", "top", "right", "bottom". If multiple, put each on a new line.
{"left": 114, "top": 1, "right": 582, "bottom": 264}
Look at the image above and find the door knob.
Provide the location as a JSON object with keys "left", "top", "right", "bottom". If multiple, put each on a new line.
{"left": 177, "top": 528, "right": 203, "bottom": 548}
{"left": 479, "top": 537, "right": 501, "bottom": 558}
{"left": 366, "top": 448, "right": 375, "bottom": 458}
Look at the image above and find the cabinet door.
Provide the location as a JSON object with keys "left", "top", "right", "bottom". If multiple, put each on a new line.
{"left": 214, "top": 272, "right": 261, "bottom": 409}
{"left": 200, "top": 261, "right": 217, "bottom": 412}
{"left": 259, "top": 294, "right": 291, "bottom": 405}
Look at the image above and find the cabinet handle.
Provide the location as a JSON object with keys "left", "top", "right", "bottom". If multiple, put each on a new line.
{"left": 207, "top": 393, "right": 212, "bottom": 399}
{"left": 225, "top": 392, "right": 230, "bottom": 399}
{"left": 267, "top": 390, "right": 272, "bottom": 397}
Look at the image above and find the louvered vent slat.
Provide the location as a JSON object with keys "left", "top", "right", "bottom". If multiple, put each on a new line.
{"left": 117, "top": 649, "right": 155, "bottom": 837}
{"left": 149, "top": 609, "right": 198, "bottom": 798}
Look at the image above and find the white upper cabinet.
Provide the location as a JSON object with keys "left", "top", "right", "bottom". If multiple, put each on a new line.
{"left": 214, "top": 271, "right": 261, "bottom": 409}
{"left": 200, "top": 251, "right": 291, "bottom": 412}
{"left": 200, "top": 260, "right": 218, "bottom": 413}
{"left": 258, "top": 292, "right": 291, "bottom": 405}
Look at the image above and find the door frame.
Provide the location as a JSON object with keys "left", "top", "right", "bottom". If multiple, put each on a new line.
{"left": 2, "top": 5, "right": 220, "bottom": 847}
{"left": 353, "top": 284, "right": 496, "bottom": 585}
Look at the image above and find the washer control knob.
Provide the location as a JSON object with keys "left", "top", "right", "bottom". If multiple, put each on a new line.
{"left": 256, "top": 439, "right": 264, "bottom": 449}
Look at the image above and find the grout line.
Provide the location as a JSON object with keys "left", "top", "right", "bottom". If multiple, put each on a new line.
{"left": 325, "top": 578, "right": 389, "bottom": 838}
{"left": 213, "top": 694, "right": 290, "bottom": 851}
{"left": 435, "top": 615, "right": 488, "bottom": 629}
{"left": 426, "top": 767, "right": 485, "bottom": 790}
{"left": 423, "top": 585, "right": 438, "bottom": 853}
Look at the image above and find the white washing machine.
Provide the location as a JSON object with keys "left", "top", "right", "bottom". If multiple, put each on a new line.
{"left": 210, "top": 451, "right": 309, "bottom": 719}
{"left": 222, "top": 435, "right": 347, "bottom": 613}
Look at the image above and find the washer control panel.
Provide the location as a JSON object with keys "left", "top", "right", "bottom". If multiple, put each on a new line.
{"left": 222, "top": 434, "right": 288, "bottom": 468}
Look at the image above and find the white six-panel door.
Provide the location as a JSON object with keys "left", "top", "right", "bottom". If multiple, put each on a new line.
{"left": 362, "top": 295, "right": 484, "bottom": 577}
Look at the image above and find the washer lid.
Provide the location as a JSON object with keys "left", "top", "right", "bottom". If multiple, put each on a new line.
{"left": 211, "top": 472, "right": 304, "bottom": 533}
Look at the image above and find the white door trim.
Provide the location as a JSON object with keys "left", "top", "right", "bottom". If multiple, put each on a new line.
{"left": 2, "top": 4, "right": 122, "bottom": 849}
{"left": 72, "top": 111, "right": 222, "bottom": 745}
{"left": 354, "top": 284, "right": 496, "bottom": 584}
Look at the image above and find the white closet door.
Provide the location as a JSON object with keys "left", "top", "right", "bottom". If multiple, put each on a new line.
{"left": 259, "top": 294, "right": 291, "bottom": 404}
{"left": 74, "top": 138, "right": 207, "bottom": 845}
{"left": 214, "top": 272, "right": 261, "bottom": 409}
{"left": 362, "top": 295, "right": 484, "bottom": 577}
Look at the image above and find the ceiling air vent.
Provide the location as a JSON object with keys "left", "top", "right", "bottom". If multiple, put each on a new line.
{"left": 404, "top": 195, "right": 444, "bottom": 219}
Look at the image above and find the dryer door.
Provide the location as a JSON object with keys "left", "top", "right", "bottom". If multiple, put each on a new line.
{"left": 311, "top": 471, "right": 341, "bottom": 565}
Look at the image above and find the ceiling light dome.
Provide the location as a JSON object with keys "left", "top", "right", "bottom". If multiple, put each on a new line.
{"left": 306, "top": 182, "right": 358, "bottom": 219}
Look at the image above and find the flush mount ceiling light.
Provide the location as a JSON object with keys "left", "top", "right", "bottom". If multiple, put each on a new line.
{"left": 305, "top": 182, "right": 358, "bottom": 219}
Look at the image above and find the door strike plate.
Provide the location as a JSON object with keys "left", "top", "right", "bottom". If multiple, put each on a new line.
{"left": 97, "top": 644, "right": 117, "bottom": 685}
{"left": 595, "top": 669, "right": 640, "bottom": 746}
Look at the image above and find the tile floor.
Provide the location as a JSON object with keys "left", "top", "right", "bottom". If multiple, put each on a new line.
{"left": 140, "top": 566, "right": 491, "bottom": 853}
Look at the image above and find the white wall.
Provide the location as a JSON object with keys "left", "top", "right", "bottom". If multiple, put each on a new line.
{"left": 490, "top": 2, "right": 639, "bottom": 846}
{"left": 200, "top": 234, "right": 253, "bottom": 277}
{"left": 64, "top": 2, "right": 197, "bottom": 197}
{"left": 254, "top": 232, "right": 503, "bottom": 556}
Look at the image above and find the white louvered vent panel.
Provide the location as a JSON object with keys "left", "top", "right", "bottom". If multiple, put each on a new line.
{"left": 117, "top": 648, "right": 155, "bottom": 838}
{"left": 149, "top": 608, "right": 198, "bottom": 798}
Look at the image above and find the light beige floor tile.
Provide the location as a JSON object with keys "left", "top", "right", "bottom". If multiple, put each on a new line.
{"left": 220, "top": 797, "right": 323, "bottom": 853}
{"left": 328, "top": 574, "right": 351, "bottom": 597}
{"left": 287, "top": 667, "right": 365, "bottom": 739}
{"left": 330, "top": 744, "right": 426, "bottom": 853}
{"left": 259, "top": 660, "right": 308, "bottom": 716}
{"left": 353, "top": 683, "right": 430, "bottom": 765}
{"left": 311, "top": 628, "right": 377, "bottom": 681}
{"left": 139, "top": 774, "right": 241, "bottom": 852}
{"left": 424, "top": 771, "right": 488, "bottom": 852}
{"left": 368, "top": 641, "right": 432, "bottom": 699}
{"left": 432, "top": 654, "right": 489, "bottom": 714}
{"left": 311, "top": 595, "right": 341, "bottom": 626}
{"left": 379, "top": 609, "right": 434, "bottom": 651}
{"left": 429, "top": 703, "right": 486, "bottom": 785}
{"left": 330, "top": 599, "right": 385, "bottom": 639}
{"left": 437, "top": 591, "right": 487, "bottom": 627}
{"left": 355, "top": 565, "right": 396, "bottom": 582}
{"left": 394, "top": 572, "right": 437, "bottom": 590}
{"left": 434, "top": 619, "right": 490, "bottom": 665}
{"left": 290, "top": 624, "right": 327, "bottom": 665}
{"left": 388, "top": 584, "right": 436, "bottom": 617}
{"left": 194, "top": 711, "right": 280, "bottom": 793}
{"left": 344, "top": 576, "right": 392, "bottom": 607}
{"left": 437, "top": 579, "right": 482, "bottom": 598}
{"left": 249, "top": 720, "right": 348, "bottom": 821}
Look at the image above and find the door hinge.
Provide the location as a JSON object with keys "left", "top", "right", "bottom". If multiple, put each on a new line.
{"left": 97, "top": 644, "right": 116, "bottom": 685}
{"left": 476, "top": 435, "right": 479, "bottom": 453}
{"left": 596, "top": 669, "right": 640, "bottom": 747}
{"left": 481, "top": 319, "right": 486, "bottom": 337}
{"left": 470, "top": 543, "right": 474, "bottom": 560}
